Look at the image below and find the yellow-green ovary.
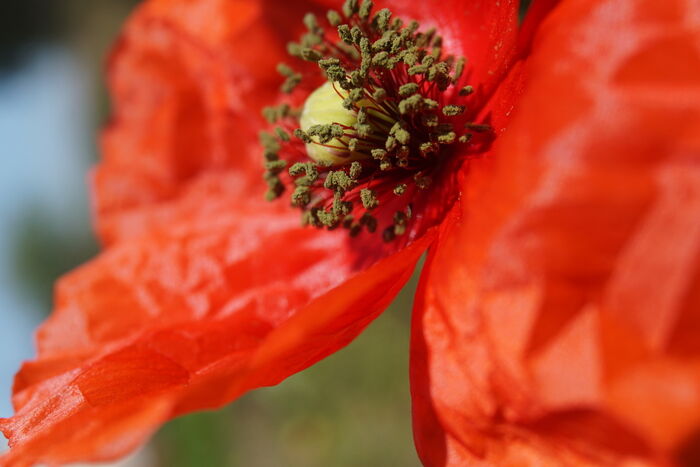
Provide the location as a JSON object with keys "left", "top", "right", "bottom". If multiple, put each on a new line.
{"left": 300, "top": 82, "right": 376, "bottom": 165}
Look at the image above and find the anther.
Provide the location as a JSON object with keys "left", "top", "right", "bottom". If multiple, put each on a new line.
{"left": 394, "top": 184, "right": 407, "bottom": 195}
{"left": 260, "top": 131, "right": 281, "bottom": 160}
{"left": 304, "top": 13, "right": 322, "bottom": 33}
{"left": 327, "top": 9, "right": 342, "bottom": 26}
{"left": 351, "top": 26, "right": 363, "bottom": 44}
{"left": 372, "top": 8, "right": 391, "bottom": 31}
{"left": 338, "top": 24, "right": 353, "bottom": 44}
{"left": 390, "top": 121, "right": 411, "bottom": 145}
{"left": 358, "top": 0, "right": 373, "bottom": 19}
{"left": 292, "top": 186, "right": 312, "bottom": 206}
{"left": 294, "top": 128, "right": 312, "bottom": 143}
{"left": 408, "top": 63, "right": 429, "bottom": 75}
{"left": 414, "top": 172, "right": 432, "bottom": 189}
{"left": 371, "top": 149, "right": 387, "bottom": 160}
{"left": 275, "top": 128, "right": 291, "bottom": 141}
{"left": 453, "top": 57, "right": 465, "bottom": 82}
{"left": 391, "top": 17, "right": 403, "bottom": 30}
{"left": 287, "top": 42, "right": 303, "bottom": 58}
{"left": 399, "top": 83, "right": 419, "bottom": 96}
{"left": 442, "top": 105, "right": 465, "bottom": 116}
{"left": 419, "top": 142, "right": 438, "bottom": 157}
{"left": 382, "top": 226, "right": 396, "bottom": 242}
{"left": 459, "top": 85, "right": 474, "bottom": 96}
{"left": 265, "top": 160, "right": 287, "bottom": 174}
{"left": 343, "top": 0, "right": 359, "bottom": 18}
{"left": 360, "top": 188, "right": 379, "bottom": 210}
{"left": 372, "top": 88, "right": 387, "bottom": 101}
{"left": 437, "top": 131, "right": 457, "bottom": 144}
{"left": 465, "top": 123, "right": 492, "bottom": 132}
{"left": 301, "top": 48, "right": 323, "bottom": 62}
{"left": 358, "top": 212, "right": 376, "bottom": 227}
{"left": 349, "top": 161, "right": 362, "bottom": 179}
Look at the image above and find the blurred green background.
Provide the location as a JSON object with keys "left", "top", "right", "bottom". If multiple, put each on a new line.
{"left": 0, "top": 1, "right": 532, "bottom": 466}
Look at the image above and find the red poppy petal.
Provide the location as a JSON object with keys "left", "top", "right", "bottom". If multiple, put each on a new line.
{"left": 1, "top": 171, "right": 435, "bottom": 466}
{"left": 471, "top": 0, "right": 567, "bottom": 138}
{"left": 476, "top": 58, "right": 529, "bottom": 135}
{"left": 96, "top": 0, "right": 325, "bottom": 246}
{"left": 516, "top": 0, "right": 562, "bottom": 58}
{"left": 477, "top": 0, "right": 565, "bottom": 135}
{"left": 411, "top": 0, "right": 700, "bottom": 465}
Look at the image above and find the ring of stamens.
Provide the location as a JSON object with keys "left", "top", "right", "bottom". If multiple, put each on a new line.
{"left": 261, "top": 0, "right": 492, "bottom": 241}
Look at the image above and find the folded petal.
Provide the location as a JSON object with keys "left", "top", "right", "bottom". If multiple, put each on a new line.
{"left": 516, "top": 0, "right": 562, "bottom": 58}
{"left": 1, "top": 170, "right": 435, "bottom": 466}
{"left": 465, "top": 0, "right": 567, "bottom": 140}
{"left": 411, "top": 0, "right": 700, "bottom": 465}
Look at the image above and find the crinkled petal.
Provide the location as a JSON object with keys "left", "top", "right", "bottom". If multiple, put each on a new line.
{"left": 411, "top": 0, "right": 700, "bottom": 465}
{"left": 96, "top": 0, "right": 326, "bottom": 245}
{"left": 0, "top": 170, "right": 435, "bottom": 466}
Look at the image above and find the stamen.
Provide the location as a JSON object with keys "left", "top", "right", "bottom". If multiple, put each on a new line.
{"left": 399, "top": 83, "right": 419, "bottom": 96}
{"left": 459, "top": 85, "right": 474, "bottom": 96}
{"left": 358, "top": 0, "right": 373, "bottom": 19}
{"left": 260, "top": 1, "right": 494, "bottom": 240}
{"left": 360, "top": 188, "right": 379, "bottom": 210}
{"left": 277, "top": 63, "right": 303, "bottom": 93}
{"left": 394, "top": 184, "right": 407, "bottom": 196}
{"left": 442, "top": 105, "right": 465, "bottom": 116}
{"left": 342, "top": 0, "right": 359, "bottom": 18}
{"left": 372, "top": 8, "right": 391, "bottom": 31}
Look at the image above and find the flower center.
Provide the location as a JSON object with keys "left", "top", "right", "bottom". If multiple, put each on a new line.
{"left": 261, "top": 0, "right": 493, "bottom": 241}
{"left": 299, "top": 81, "right": 384, "bottom": 165}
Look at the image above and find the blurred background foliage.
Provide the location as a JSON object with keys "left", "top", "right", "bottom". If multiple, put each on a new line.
{"left": 0, "top": 1, "right": 532, "bottom": 466}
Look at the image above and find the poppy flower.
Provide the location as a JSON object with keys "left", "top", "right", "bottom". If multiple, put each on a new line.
{"left": 2, "top": 0, "right": 700, "bottom": 465}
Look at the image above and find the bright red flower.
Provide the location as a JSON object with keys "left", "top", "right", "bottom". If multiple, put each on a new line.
{"left": 2, "top": 0, "right": 699, "bottom": 466}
